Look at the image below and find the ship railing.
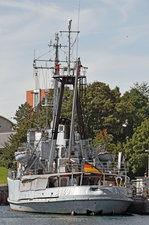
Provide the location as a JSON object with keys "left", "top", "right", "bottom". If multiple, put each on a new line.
{"left": 131, "top": 186, "right": 147, "bottom": 198}
{"left": 58, "top": 162, "right": 82, "bottom": 173}
{"left": 58, "top": 66, "right": 87, "bottom": 77}
{"left": 62, "top": 160, "right": 129, "bottom": 177}
{"left": 23, "top": 168, "right": 43, "bottom": 176}
{"left": 131, "top": 178, "right": 149, "bottom": 198}
{"left": 95, "top": 162, "right": 129, "bottom": 176}
{"left": 8, "top": 168, "right": 41, "bottom": 179}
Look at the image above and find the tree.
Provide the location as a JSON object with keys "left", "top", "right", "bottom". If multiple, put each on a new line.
{"left": 132, "top": 82, "right": 149, "bottom": 98}
{"left": 84, "top": 82, "right": 133, "bottom": 143}
{"left": 84, "top": 82, "right": 118, "bottom": 138}
{"left": 93, "top": 129, "right": 116, "bottom": 153}
{"left": 0, "top": 103, "right": 36, "bottom": 168}
{"left": 124, "top": 119, "right": 149, "bottom": 178}
{"left": 61, "top": 87, "right": 73, "bottom": 119}
{"left": 122, "top": 86, "right": 149, "bottom": 139}
{"left": 13, "top": 102, "right": 33, "bottom": 128}
{"left": 34, "top": 91, "right": 53, "bottom": 129}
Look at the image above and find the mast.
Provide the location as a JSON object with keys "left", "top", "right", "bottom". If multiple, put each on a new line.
{"left": 33, "top": 20, "right": 88, "bottom": 172}
{"left": 52, "top": 33, "right": 60, "bottom": 127}
{"left": 68, "top": 19, "right": 72, "bottom": 76}
{"left": 68, "top": 58, "right": 80, "bottom": 162}
{"left": 48, "top": 32, "right": 61, "bottom": 172}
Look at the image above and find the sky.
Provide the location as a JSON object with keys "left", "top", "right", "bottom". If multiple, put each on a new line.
{"left": 0, "top": 0, "right": 149, "bottom": 121}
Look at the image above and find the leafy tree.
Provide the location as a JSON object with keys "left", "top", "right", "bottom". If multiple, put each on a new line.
{"left": 0, "top": 91, "right": 55, "bottom": 168}
{"left": 122, "top": 86, "right": 149, "bottom": 138}
{"left": 34, "top": 92, "right": 53, "bottom": 129}
{"left": 61, "top": 87, "right": 73, "bottom": 119}
{"left": 84, "top": 82, "right": 133, "bottom": 143}
{"left": 93, "top": 129, "right": 116, "bottom": 153}
{"left": 124, "top": 119, "right": 149, "bottom": 178}
{"left": 132, "top": 82, "right": 149, "bottom": 98}
{"left": 13, "top": 102, "right": 33, "bottom": 128}
{"left": 0, "top": 103, "right": 35, "bottom": 168}
{"left": 84, "top": 82, "right": 118, "bottom": 139}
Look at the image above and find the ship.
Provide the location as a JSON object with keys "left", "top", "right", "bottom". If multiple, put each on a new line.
{"left": 128, "top": 177, "right": 149, "bottom": 214}
{"left": 7, "top": 20, "right": 132, "bottom": 215}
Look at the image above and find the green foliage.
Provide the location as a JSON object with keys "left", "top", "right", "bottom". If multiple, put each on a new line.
{"left": 124, "top": 119, "right": 149, "bottom": 177}
{"left": 133, "top": 82, "right": 149, "bottom": 98}
{"left": 123, "top": 86, "right": 149, "bottom": 138}
{"left": 93, "top": 129, "right": 116, "bottom": 153}
{"left": 0, "top": 91, "right": 54, "bottom": 169}
{"left": 0, "top": 103, "right": 36, "bottom": 169}
{"left": 13, "top": 102, "right": 33, "bottom": 128}
{"left": 0, "top": 167, "right": 8, "bottom": 184}
{"left": 85, "top": 82, "right": 119, "bottom": 138}
{"left": 61, "top": 87, "right": 73, "bottom": 119}
{"left": 84, "top": 82, "right": 132, "bottom": 142}
{"left": 34, "top": 90, "right": 53, "bottom": 128}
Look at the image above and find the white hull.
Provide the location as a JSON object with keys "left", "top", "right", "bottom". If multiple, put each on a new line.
{"left": 8, "top": 177, "right": 132, "bottom": 215}
{"left": 9, "top": 198, "right": 131, "bottom": 215}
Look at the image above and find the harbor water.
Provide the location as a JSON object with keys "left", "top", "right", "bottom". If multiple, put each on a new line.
{"left": 0, "top": 206, "right": 149, "bottom": 225}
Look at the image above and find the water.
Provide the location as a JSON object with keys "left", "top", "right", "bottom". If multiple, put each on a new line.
{"left": 0, "top": 206, "right": 149, "bottom": 225}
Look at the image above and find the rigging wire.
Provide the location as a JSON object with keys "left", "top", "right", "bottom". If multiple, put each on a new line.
{"left": 36, "top": 49, "right": 54, "bottom": 60}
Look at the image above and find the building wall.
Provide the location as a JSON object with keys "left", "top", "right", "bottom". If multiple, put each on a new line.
{"left": 0, "top": 116, "right": 14, "bottom": 152}
{"left": 26, "top": 90, "right": 34, "bottom": 108}
{"left": 0, "top": 116, "right": 13, "bottom": 133}
{"left": 26, "top": 89, "right": 51, "bottom": 108}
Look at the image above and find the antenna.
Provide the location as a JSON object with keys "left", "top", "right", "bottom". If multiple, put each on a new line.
{"left": 76, "top": 0, "right": 81, "bottom": 59}
{"left": 60, "top": 19, "right": 80, "bottom": 76}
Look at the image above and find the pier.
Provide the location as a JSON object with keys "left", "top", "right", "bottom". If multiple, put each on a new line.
{"left": 0, "top": 185, "right": 8, "bottom": 205}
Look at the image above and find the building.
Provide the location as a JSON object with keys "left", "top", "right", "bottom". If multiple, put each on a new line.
{"left": 0, "top": 116, "right": 13, "bottom": 133}
{"left": 26, "top": 89, "right": 51, "bottom": 108}
{"left": 0, "top": 116, "right": 15, "bottom": 152}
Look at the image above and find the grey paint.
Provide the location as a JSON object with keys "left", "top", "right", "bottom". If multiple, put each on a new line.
{"left": 8, "top": 177, "right": 132, "bottom": 215}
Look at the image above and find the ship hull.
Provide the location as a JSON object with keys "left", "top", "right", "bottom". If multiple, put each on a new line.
{"left": 128, "top": 197, "right": 149, "bottom": 214}
{"left": 9, "top": 198, "right": 131, "bottom": 215}
{"left": 8, "top": 177, "right": 132, "bottom": 215}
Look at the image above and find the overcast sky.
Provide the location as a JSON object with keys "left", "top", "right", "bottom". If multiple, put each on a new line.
{"left": 0, "top": 0, "right": 149, "bottom": 121}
